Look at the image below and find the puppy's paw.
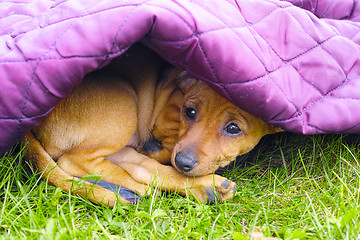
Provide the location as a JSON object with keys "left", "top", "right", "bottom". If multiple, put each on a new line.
{"left": 140, "top": 141, "right": 172, "bottom": 164}
{"left": 190, "top": 175, "right": 236, "bottom": 204}
{"left": 143, "top": 141, "right": 163, "bottom": 153}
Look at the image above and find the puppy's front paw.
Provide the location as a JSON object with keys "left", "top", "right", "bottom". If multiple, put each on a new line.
{"left": 143, "top": 141, "right": 163, "bottom": 153}
{"left": 140, "top": 141, "right": 172, "bottom": 164}
{"left": 189, "top": 175, "right": 236, "bottom": 204}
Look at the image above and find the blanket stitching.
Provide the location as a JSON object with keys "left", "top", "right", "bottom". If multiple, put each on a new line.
{"left": 97, "top": 2, "right": 142, "bottom": 69}
{"left": 243, "top": 4, "right": 294, "bottom": 25}
{"left": 140, "top": 3, "right": 235, "bottom": 100}
{"left": 247, "top": 18, "right": 322, "bottom": 63}
{"left": 242, "top": 16, "right": 332, "bottom": 118}
{"left": 2, "top": 3, "right": 150, "bottom": 74}
{"left": 334, "top": 97, "right": 360, "bottom": 101}
{"left": 226, "top": 0, "right": 241, "bottom": 12}
{"left": 350, "top": 30, "right": 360, "bottom": 40}
{"left": 1, "top": 2, "right": 196, "bottom": 65}
{"left": 348, "top": 0, "right": 356, "bottom": 19}
{"left": 6, "top": 2, "right": 151, "bottom": 38}
{"left": 189, "top": 2, "right": 268, "bottom": 74}
{"left": 286, "top": 9, "right": 349, "bottom": 81}
{"left": 215, "top": 36, "right": 334, "bottom": 85}
{"left": 0, "top": 52, "right": 128, "bottom": 120}
{"left": 342, "top": 121, "right": 360, "bottom": 132}
{"left": 304, "top": 120, "right": 360, "bottom": 133}
{"left": 0, "top": 106, "right": 55, "bottom": 120}
{"left": 319, "top": 0, "right": 331, "bottom": 18}
{"left": 152, "top": 52, "right": 234, "bottom": 102}
{"left": 144, "top": 0, "right": 300, "bottom": 43}
{"left": 143, "top": 5, "right": 222, "bottom": 74}
{"left": 181, "top": 2, "right": 288, "bottom": 104}
{"left": 313, "top": 0, "right": 319, "bottom": 15}
{"left": 153, "top": 31, "right": 331, "bottom": 109}
{"left": 303, "top": 124, "right": 329, "bottom": 133}
{"left": 5, "top": 13, "right": 36, "bottom": 18}
{"left": 278, "top": 6, "right": 355, "bottom": 99}
{"left": 216, "top": 36, "right": 335, "bottom": 86}
{"left": 302, "top": 77, "right": 351, "bottom": 111}
{"left": 15, "top": 21, "right": 76, "bottom": 143}
{"left": 257, "top": 62, "right": 351, "bottom": 123}
{"left": 0, "top": 0, "right": 39, "bottom": 32}
{"left": 234, "top": 23, "right": 303, "bottom": 117}
{"left": 152, "top": 2, "right": 196, "bottom": 31}
{"left": 14, "top": 2, "right": 111, "bottom": 143}
{"left": 263, "top": 114, "right": 301, "bottom": 123}
{"left": 0, "top": 51, "right": 128, "bottom": 65}
{"left": 197, "top": 39, "right": 234, "bottom": 102}
{"left": 263, "top": 76, "right": 352, "bottom": 123}
{"left": 144, "top": 5, "right": 293, "bottom": 43}
{"left": 289, "top": 0, "right": 304, "bottom": 9}
{"left": 264, "top": 75, "right": 302, "bottom": 119}
{"left": 296, "top": 71, "right": 327, "bottom": 96}
{"left": 249, "top": 27, "right": 344, "bottom": 107}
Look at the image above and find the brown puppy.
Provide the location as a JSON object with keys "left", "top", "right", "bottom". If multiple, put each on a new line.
{"left": 23, "top": 44, "right": 279, "bottom": 207}
{"left": 146, "top": 74, "right": 281, "bottom": 177}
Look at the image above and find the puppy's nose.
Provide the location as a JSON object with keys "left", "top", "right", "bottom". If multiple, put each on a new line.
{"left": 175, "top": 152, "right": 197, "bottom": 172}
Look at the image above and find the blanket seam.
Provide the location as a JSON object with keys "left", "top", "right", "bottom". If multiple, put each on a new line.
{"left": 8, "top": 1, "right": 151, "bottom": 38}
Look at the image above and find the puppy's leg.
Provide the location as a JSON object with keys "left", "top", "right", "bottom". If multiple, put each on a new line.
{"left": 57, "top": 151, "right": 150, "bottom": 198}
{"left": 107, "top": 147, "right": 236, "bottom": 203}
{"left": 24, "top": 133, "right": 138, "bottom": 207}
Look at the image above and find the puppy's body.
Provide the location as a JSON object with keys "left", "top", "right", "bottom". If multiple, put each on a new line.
{"left": 24, "top": 44, "right": 279, "bottom": 206}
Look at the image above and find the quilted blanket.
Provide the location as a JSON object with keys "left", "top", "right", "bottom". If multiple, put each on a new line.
{"left": 1, "top": 0, "right": 360, "bottom": 156}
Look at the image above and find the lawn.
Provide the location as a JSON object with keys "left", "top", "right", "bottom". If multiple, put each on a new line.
{"left": 0, "top": 133, "right": 359, "bottom": 239}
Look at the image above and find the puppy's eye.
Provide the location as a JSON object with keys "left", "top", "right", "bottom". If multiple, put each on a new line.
{"left": 224, "top": 123, "right": 242, "bottom": 136}
{"left": 184, "top": 107, "right": 197, "bottom": 121}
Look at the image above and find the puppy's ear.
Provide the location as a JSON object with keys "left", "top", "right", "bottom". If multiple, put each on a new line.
{"left": 267, "top": 124, "right": 284, "bottom": 134}
{"left": 175, "top": 71, "right": 198, "bottom": 92}
{"left": 159, "top": 67, "right": 183, "bottom": 89}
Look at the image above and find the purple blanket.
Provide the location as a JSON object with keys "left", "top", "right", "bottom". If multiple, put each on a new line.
{"left": 1, "top": 0, "right": 360, "bottom": 156}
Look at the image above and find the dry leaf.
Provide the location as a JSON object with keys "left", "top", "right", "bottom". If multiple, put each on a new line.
{"left": 249, "top": 227, "right": 280, "bottom": 240}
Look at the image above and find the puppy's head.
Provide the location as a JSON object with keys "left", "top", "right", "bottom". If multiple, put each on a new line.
{"left": 172, "top": 73, "right": 281, "bottom": 177}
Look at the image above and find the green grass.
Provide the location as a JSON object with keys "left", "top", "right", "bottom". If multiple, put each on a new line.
{"left": 1, "top": 133, "right": 360, "bottom": 239}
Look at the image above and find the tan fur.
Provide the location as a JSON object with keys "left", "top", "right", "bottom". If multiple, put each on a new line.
{"left": 23, "top": 44, "right": 280, "bottom": 207}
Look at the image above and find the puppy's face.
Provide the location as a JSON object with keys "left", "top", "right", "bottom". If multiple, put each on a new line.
{"left": 171, "top": 76, "right": 280, "bottom": 177}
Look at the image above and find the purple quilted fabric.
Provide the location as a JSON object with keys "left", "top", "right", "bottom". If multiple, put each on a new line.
{"left": 1, "top": 0, "right": 360, "bottom": 156}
